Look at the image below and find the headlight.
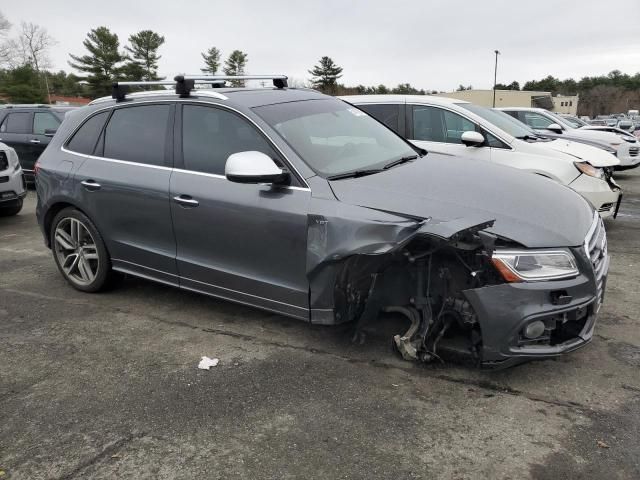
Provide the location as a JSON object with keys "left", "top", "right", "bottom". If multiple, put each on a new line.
{"left": 492, "top": 249, "right": 579, "bottom": 282}
{"left": 574, "top": 161, "right": 603, "bottom": 179}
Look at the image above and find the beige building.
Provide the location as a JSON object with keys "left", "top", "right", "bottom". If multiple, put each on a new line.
{"left": 552, "top": 95, "right": 579, "bottom": 115}
{"left": 436, "top": 89, "right": 578, "bottom": 114}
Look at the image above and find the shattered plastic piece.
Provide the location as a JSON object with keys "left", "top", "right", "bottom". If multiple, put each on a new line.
{"left": 198, "top": 356, "right": 219, "bottom": 370}
{"left": 597, "top": 440, "right": 610, "bottom": 449}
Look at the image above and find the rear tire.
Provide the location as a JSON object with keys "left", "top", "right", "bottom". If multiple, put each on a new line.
{"left": 50, "top": 207, "right": 115, "bottom": 292}
{"left": 0, "top": 198, "right": 23, "bottom": 217}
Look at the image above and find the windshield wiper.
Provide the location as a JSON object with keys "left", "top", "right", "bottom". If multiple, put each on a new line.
{"left": 516, "top": 134, "right": 540, "bottom": 141}
{"left": 327, "top": 169, "right": 384, "bottom": 181}
{"left": 383, "top": 154, "right": 419, "bottom": 170}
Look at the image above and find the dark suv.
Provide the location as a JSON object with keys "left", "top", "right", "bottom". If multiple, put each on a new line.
{"left": 0, "top": 105, "right": 76, "bottom": 182}
{"left": 35, "top": 75, "right": 608, "bottom": 369}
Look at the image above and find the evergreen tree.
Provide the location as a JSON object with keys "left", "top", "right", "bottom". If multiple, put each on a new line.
{"left": 223, "top": 50, "right": 248, "bottom": 86}
{"left": 123, "top": 30, "right": 165, "bottom": 81}
{"left": 201, "top": 46, "right": 221, "bottom": 75}
{"left": 68, "top": 27, "right": 124, "bottom": 98}
{"left": 308, "top": 56, "right": 343, "bottom": 93}
{"left": 0, "top": 64, "right": 44, "bottom": 103}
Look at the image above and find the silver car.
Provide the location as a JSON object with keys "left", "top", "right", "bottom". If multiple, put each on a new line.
{"left": 0, "top": 142, "right": 27, "bottom": 216}
{"left": 36, "top": 75, "right": 608, "bottom": 369}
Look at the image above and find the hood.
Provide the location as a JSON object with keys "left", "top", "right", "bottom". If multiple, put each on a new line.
{"left": 328, "top": 154, "right": 594, "bottom": 248}
{"left": 568, "top": 127, "right": 635, "bottom": 145}
{"left": 544, "top": 139, "right": 620, "bottom": 167}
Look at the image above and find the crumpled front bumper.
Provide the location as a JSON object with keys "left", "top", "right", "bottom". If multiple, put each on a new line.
{"left": 462, "top": 247, "right": 605, "bottom": 369}
{"left": 568, "top": 173, "right": 621, "bottom": 219}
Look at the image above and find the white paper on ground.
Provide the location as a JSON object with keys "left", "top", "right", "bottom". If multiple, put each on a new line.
{"left": 198, "top": 356, "right": 219, "bottom": 370}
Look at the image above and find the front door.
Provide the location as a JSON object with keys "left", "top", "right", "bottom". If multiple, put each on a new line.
{"left": 408, "top": 104, "right": 492, "bottom": 162}
{"left": 72, "top": 103, "right": 178, "bottom": 284}
{"left": 0, "top": 111, "right": 32, "bottom": 174}
{"left": 25, "top": 111, "right": 61, "bottom": 166}
{"left": 170, "top": 103, "right": 310, "bottom": 319}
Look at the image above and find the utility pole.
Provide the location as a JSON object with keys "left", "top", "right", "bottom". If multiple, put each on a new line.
{"left": 492, "top": 50, "right": 500, "bottom": 108}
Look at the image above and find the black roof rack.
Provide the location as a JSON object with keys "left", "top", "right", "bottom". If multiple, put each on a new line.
{"left": 111, "top": 75, "right": 288, "bottom": 101}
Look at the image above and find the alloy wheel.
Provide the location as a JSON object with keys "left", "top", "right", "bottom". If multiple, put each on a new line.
{"left": 53, "top": 217, "right": 100, "bottom": 286}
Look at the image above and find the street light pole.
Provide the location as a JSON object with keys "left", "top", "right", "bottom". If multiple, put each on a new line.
{"left": 493, "top": 49, "right": 500, "bottom": 108}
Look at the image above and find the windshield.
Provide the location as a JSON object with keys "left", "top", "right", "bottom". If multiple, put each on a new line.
{"left": 545, "top": 111, "right": 577, "bottom": 129}
{"left": 253, "top": 99, "right": 417, "bottom": 177}
{"left": 458, "top": 103, "right": 535, "bottom": 138}
{"left": 561, "top": 115, "right": 587, "bottom": 128}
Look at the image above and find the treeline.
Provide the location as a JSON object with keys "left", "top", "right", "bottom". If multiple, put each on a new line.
{"left": 494, "top": 71, "right": 640, "bottom": 116}
{"left": 0, "top": 8, "right": 638, "bottom": 115}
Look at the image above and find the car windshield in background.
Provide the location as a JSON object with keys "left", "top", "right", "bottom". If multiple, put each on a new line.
{"left": 458, "top": 103, "right": 535, "bottom": 139}
{"left": 253, "top": 99, "right": 417, "bottom": 177}
{"left": 563, "top": 116, "right": 588, "bottom": 127}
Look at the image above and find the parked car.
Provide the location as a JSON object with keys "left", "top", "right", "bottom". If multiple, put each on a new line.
{"left": 616, "top": 119, "right": 635, "bottom": 133}
{"left": 0, "top": 105, "right": 76, "bottom": 183}
{"left": 0, "top": 142, "right": 27, "bottom": 216}
{"left": 558, "top": 114, "right": 589, "bottom": 128}
{"left": 342, "top": 95, "right": 622, "bottom": 218}
{"left": 500, "top": 107, "right": 640, "bottom": 170}
{"left": 36, "top": 76, "right": 609, "bottom": 369}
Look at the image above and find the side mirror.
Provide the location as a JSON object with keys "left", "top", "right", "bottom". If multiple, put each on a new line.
{"left": 225, "top": 151, "right": 290, "bottom": 185}
{"left": 546, "top": 123, "right": 563, "bottom": 134}
{"left": 44, "top": 128, "right": 57, "bottom": 137}
{"left": 460, "top": 131, "right": 485, "bottom": 147}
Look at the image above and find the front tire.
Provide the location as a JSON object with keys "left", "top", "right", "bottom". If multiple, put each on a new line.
{"left": 0, "top": 198, "right": 23, "bottom": 217}
{"left": 50, "top": 207, "right": 114, "bottom": 292}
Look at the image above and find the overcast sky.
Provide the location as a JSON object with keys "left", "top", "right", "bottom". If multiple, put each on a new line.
{"left": 2, "top": 0, "right": 640, "bottom": 91}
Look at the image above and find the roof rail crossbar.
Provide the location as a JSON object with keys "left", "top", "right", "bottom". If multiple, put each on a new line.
{"left": 111, "top": 74, "right": 288, "bottom": 101}
{"left": 182, "top": 75, "right": 288, "bottom": 88}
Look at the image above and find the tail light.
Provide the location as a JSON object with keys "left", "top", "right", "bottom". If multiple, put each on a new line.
{"left": 34, "top": 161, "right": 41, "bottom": 176}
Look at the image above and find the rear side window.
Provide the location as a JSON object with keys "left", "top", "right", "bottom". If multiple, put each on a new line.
{"left": 104, "top": 105, "right": 171, "bottom": 165}
{"left": 358, "top": 104, "right": 401, "bottom": 133}
{"left": 33, "top": 112, "right": 61, "bottom": 135}
{"left": 0, "top": 112, "right": 31, "bottom": 134}
{"left": 182, "top": 104, "right": 278, "bottom": 175}
{"left": 66, "top": 111, "right": 110, "bottom": 155}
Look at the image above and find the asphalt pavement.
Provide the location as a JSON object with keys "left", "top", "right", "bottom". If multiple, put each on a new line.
{"left": 1, "top": 169, "right": 639, "bottom": 479}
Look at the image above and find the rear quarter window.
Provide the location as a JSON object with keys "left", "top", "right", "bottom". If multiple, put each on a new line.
{"left": 66, "top": 111, "right": 110, "bottom": 155}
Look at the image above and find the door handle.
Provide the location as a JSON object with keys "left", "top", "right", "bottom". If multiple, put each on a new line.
{"left": 81, "top": 179, "right": 101, "bottom": 191}
{"left": 30, "top": 139, "right": 41, "bottom": 144}
{"left": 173, "top": 195, "right": 199, "bottom": 207}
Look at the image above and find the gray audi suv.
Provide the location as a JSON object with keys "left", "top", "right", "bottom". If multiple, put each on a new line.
{"left": 36, "top": 76, "right": 609, "bottom": 368}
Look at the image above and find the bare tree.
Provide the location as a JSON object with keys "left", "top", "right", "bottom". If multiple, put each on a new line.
{"left": 0, "top": 11, "right": 12, "bottom": 66}
{"left": 14, "top": 22, "right": 57, "bottom": 102}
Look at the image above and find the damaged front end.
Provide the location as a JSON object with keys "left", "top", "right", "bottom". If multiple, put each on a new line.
{"left": 307, "top": 202, "right": 504, "bottom": 366}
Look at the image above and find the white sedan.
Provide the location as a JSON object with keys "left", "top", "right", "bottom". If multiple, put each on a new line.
{"left": 340, "top": 95, "right": 622, "bottom": 218}
{"left": 500, "top": 107, "right": 640, "bottom": 170}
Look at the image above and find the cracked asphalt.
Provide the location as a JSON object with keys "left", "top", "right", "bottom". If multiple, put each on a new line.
{"left": 1, "top": 169, "right": 639, "bottom": 479}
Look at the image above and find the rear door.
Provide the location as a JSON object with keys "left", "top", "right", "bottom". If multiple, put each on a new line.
{"left": 72, "top": 103, "right": 178, "bottom": 284}
{"left": 0, "top": 111, "right": 32, "bottom": 173}
{"left": 170, "top": 103, "right": 310, "bottom": 319}
{"left": 407, "top": 104, "right": 491, "bottom": 161}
